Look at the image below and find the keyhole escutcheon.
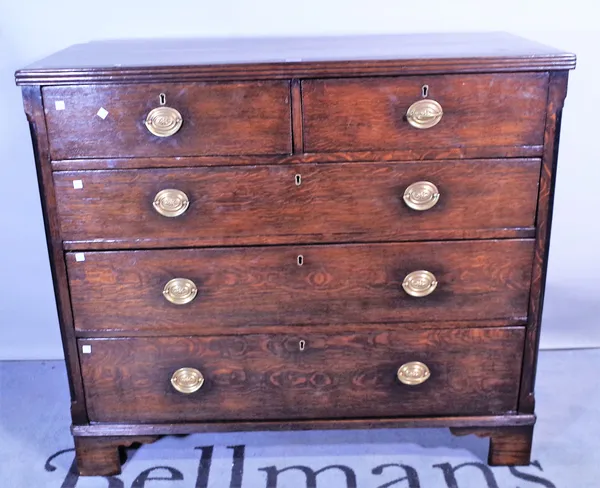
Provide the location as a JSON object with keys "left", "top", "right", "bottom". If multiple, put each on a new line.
{"left": 299, "top": 340, "right": 306, "bottom": 351}
{"left": 297, "top": 255, "right": 304, "bottom": 266}
{"left": 295, "top": 174, "right": 302, "bottom": 186}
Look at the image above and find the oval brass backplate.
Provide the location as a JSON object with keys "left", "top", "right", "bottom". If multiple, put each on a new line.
{"left": 403, "top": 181, "right": 440, "bottom": 211}
{"left": 163, "top": 278, "right": 198, "bottom": 305}
{"left": 397, "top": 361, "right": 431, "bottom": 386}
{"left": 171, "top": 367, "right": 204, "bottom": 394}
{"left": 402, "top": 270, "right": 438, "bottom": 298}
{"left": 153, "top": 189, "right": 189, "bottom": 218}
{"left": 406, "top": 99, "right": 443, "bottom": 129}
{"left": 145, "top": 106, "right": 183, "bottom": 137}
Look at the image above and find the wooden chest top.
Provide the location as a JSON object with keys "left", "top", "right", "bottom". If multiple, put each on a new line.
{"left": 16, "top": 32, "right": 575, "bottom": 85}
{"left": 17, "top": 32, "right": 575, "bottom": 475}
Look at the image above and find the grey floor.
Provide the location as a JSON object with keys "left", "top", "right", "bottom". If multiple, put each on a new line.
{"left": 0, "top": 349, "right": 599, "bottom": 487}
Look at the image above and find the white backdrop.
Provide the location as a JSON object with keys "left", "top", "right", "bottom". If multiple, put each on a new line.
{"left": 1, "top": 0, "right": 599, "bottom": 359}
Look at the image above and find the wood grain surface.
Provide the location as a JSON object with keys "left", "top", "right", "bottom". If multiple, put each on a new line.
{"left": 72, "top": 413, "right": 537, "bottom": 437}
{"left": 54, "top": 159, "right": 540, "bottom": 248}
{"left": 451, "top": 425, "right": 534, "bottom": 466}
{"left": 51, "top": 146, "right": 544, "bottom": 171}
{"left": 303, "top": 74, "right": 548, "bottom": 152}
{"left": 15, "top": 33, "right": 575, "bottom": 86}
{"left": 16, "top": 32, "right": 575, "bottom": 472}
{"left": 43, "top": 81, "right": 291, "bottom": 159}
{"left": 78, "top": 327, "right": 525, "bottom": 422}
{"left": 519, "top": 71, "right": 570, "bottom": 413}
{"left": 66, "top": 240, "right": 534, "bottom": 333}
{"left": 74, "top": 436, "right": 160, "bottom": 476}
{"left": 21, "top": 86, "right": 88, "bottom": 423}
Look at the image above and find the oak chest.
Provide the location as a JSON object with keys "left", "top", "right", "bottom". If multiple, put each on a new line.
{"left": 16, "top": 33, "right": 576, "bottom": 476}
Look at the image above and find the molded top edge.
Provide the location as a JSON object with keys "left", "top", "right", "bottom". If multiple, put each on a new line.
{"left": 15, "top": 32, "right": 576, "bottom": 85}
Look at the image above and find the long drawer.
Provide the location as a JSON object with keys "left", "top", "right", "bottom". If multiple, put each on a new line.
{"left": 42, "top": 81, "right": 292, "bottom": 159}
{"left": 303, "top": 73, "right": 548, "bottom": 153}
{"left": 78, "top": 327, "right": 524, "bottom": 422}
{"left": 54, "top": 159, "right": 540, "bottom": 247}
{"left": 67, "top": 240, "right": 533, "bottom": 334}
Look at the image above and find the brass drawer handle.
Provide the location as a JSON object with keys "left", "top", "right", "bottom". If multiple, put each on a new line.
{"left": 397, "top": 361, "right": 431, "bottom": 385}
{"left": 145, "top": 106, "right": 183, "bottom": 137}
{"left": 171, "top": 367, "right": 204, "bottom": 394}
{"left": 163, "top": 278, "right": 197, "bottom": 305}
{"left": 406, "top": 99, "right": 443, "bottom": 129}
{"left": 402, "top": 270, "right": 438, "bottom": 297}
{"left": 153, "top": 189, "right": 189, "bottom": 217}
{"left": 403, "top": 181, "right": 440, "bottom": 211}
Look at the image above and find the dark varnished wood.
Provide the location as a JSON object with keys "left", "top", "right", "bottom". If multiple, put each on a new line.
{"left": 54, "top": 159, "right": 540, "bottom": 248}
{"left": 78, "top": 328, "right": 525, "bottom": 422}
{"left": 303, "top": 73, "right": 548, "bottom": 153}
{"left": 291, "top": 79, "right": 304, "bottom": 153}
{"left": 43, "top": 81, "right": 292, "bottom": 159}
{"left": 15, "top": 33, "right": 575, "bottom": 85}
{"left": 51, "top": 145, "right": 544, "bottom": 171}
{"left": 17, "top": 34, "right": 574, "bottom": 473}
{"left": 451, "top": 425, "right": 534, "bottom": 466}
{"left": 73, "top": 319, "right": 527, "bottom": 338}
{"left": 73, "top": 413, "right": 536, "bottom": 437}
{"left": 74, "top": 436, "right": 159, "bottom": 476}
{"left": 519, "top": 71, "right": 570, "bottom": 413}
{"left": 488, "top": 426, "right": 534, "bottom": 466}
{"left": 21, "top": 87, "right": 88, "bottom": 423}
{"left": 63, "top": 229, "right": 536, "bottom": 251}
{"left": 66, "top": 240, "right": 534, "bottom": 333}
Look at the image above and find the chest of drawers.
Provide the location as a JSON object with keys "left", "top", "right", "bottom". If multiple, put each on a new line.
{"left": 16, "top": 33, "right": 575, "bottom": 476}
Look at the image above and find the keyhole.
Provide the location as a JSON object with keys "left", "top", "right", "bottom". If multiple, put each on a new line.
{"left": 299, "top": 340, "right": 306, "bottom": 351}
{"left": 295, "top": 174, "right": 302, "bottom": 186}
{"left": 159, "top": 93, "right": 166, "bottom": 105}
{"left": 422, "top": 85, "right": 429, "bottom": 98}
{"left": 297, "top": 255, "right": 304, "bottom": 266}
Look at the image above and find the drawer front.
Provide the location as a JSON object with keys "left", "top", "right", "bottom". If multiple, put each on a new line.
{"left": 55, "top": 159, "right": 540, "bottom": 247}
{"left": 67, "top": 240, "right": 533, "bottom": 333}
{"left": 303, "top": 73, "right": 548, "bottom": 153}
{"left": 79, "top": 328, "right": 524, "bottom": 422}
{"left": 42, "top": 81, "right": 291, "bottom": 159}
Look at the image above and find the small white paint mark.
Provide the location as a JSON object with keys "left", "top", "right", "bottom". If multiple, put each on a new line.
{"left": 285, "top": 58, "right": 302, "bottom": 62}
{"left": 96, "top": 107, "right": 109, "bottom": 119}
{"left": 73, "top": 180, "right": 83, "bottom": 189}
{"left": 55, "top": 100, "right": 65, "bottom": 111}
{"left": 75, "top": 253, "right": 86, "bottom": 262}
{"left": 82, "top": 345, "right": 92, "bottom": 354}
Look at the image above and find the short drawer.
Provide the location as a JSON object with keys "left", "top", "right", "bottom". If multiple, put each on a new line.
{"left": 79, "top": 327, "right": 524, "bottom": 422}
{"left": 67, "top": 240, "right": 533, "bottom": 334}
{"left": 42, "top": 81, "right": 292, "bottom": 159}
{"left": 55, "top": 159, "right": 540, "bottom": 248}
{"left": 303, "top": 73, "right": 548, "bottom": 153}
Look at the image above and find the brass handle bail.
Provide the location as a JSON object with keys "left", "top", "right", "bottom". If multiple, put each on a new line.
{"left": 153, "top": 189, "right": 189, "bottom": 217}
{"left": 406, "top": 99, "right": 443, "bottom": 129}
{"left": 171, "top": 367, "right": 204, "bottom": 394}
{"left": 402, "top": 270, "right": 438, "bottom": 297}
{"left": 403, "top": 181, "right": 440, "bottom": 211}
{"left": 397, "top": 361, "right": 431, "bottom": 385}
{"left": 163, "top": 278, "right": 198, "bottom": 305}
{"left": 145, "top": 106, "right": 183, "bottom": 137}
